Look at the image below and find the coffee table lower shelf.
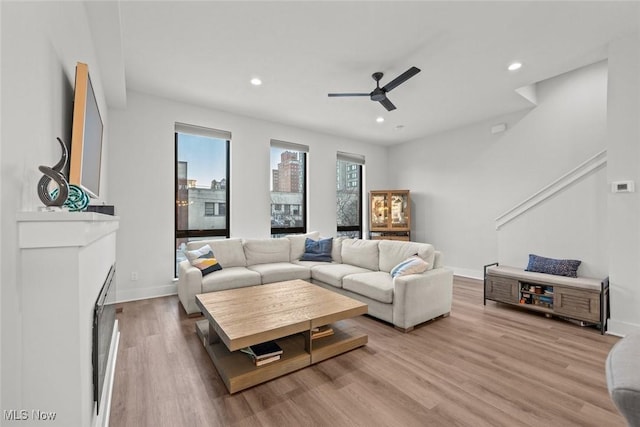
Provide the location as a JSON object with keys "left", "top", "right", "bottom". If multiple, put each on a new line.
{"left": 196, "top": 320, "right": 367, "bottom": 393}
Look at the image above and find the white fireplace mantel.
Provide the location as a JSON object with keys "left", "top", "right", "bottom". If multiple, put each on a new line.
{"left": 17, "top": 211, "right": 120, "bottom": 249}
{"left": 16, "top": 210, "right": 119, "bottom": 427}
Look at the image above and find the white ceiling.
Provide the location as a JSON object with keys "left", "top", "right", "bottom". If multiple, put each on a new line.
{"left": 91, "top": 1, "right": 640, "bottom": 145}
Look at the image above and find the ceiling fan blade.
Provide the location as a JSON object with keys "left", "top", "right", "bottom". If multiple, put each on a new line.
{"left": 328, "top": 93, "right": 370, "bottom": 97}
{"left": 381, "top": 66, "right": 421, "bottom": 92}
{"left": 379, "top": 97, "right": 396, "bottom": 111}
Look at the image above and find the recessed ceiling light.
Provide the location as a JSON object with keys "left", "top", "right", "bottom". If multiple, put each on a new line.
{"left": 508, "top": 62, "right": 522, "bottom": 71}
{"left": 250, "top": 77, "right": 262, "bottom": 86}
{"left": 376, "top": 117, "right": 384, "bottom": 123}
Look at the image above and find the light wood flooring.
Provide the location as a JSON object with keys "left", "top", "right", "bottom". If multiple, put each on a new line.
{"left": 110, "top": 277, "right": 623, "bottom": 427}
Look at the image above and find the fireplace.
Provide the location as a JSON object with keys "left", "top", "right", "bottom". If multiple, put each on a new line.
{"left": 93, "top": 264, "right": 116, "bottom": 414}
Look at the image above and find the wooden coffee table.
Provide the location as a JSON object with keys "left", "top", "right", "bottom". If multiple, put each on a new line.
{"left": 195, "top": 279, "right": 368, "bottom": 393}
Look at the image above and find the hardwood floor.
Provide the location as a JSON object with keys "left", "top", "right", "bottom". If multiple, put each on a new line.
{"left": 109, "top": 277, "right": 623, "bottom": 427}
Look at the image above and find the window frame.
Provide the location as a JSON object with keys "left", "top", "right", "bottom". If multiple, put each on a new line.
{"left": 336, "top": 153, "right": 364, "bottom": 239}
{"left": 270, "top": 141, "right": 308, "bottom": 236}
{"left": 174, "top": 125, "right": 231, "bottom": 277}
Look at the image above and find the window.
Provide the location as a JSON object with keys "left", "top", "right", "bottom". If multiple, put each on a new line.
{"left": 271, "top": 140, "right": 308, "bottom": 236}
{"left": 175, "top": 123, "right": 230, "bottom": 276}
{"left": 204, "top": 202, "right": 215, "bottom": 216}
{"left": 337, "top": 152, "right": 364, "bottom": 238}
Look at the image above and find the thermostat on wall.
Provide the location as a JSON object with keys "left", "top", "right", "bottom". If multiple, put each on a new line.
{"left": 611, "top": 180, "right": 635, "bottom": 193}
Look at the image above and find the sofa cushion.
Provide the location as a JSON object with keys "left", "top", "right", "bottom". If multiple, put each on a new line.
{"left": 433, "top": 251, "right": 444, "bottom": 269}
{"left": 187, "top": 239, "right": 247, "bottom": 268}
{"left": 201, "top": 266, "right": 261, "bottom": 293}
{"left": 243, "top": 238, "right": 290, "bottom": 265}
{"left": 378, "top": 240, "right": 435, "bottom": 273}
{"left": 343, "top": 272, "right": 394, "bottom": 304}
{"left": 286, "top": 231, "right": 321, "bottom": 261}
{"left": 331, "top": 236, "right": 345, "bottom": 264}
{"left": 300, "top": 237, "right": 333, "bottom": 262}
{"left": 293, "top": 260, "right": 336, "bottom": 269}
{"left": 390, "top": 256, "right": 429, "bottom": 278}
{"left": 311, "top": 263, "right": 373, "bottom": 288}
{"left": 247, "top": 262, "right": 311, "bottom": 284}
{"left": 341, "top": 239, "right": 379, "bottom": 271}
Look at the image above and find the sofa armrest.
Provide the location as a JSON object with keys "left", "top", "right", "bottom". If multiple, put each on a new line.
{"left": 177, "top": 260, "right": 203, "bottom": 315}
{"left": 392, "top": 267, "right": 453, "bottom": 330}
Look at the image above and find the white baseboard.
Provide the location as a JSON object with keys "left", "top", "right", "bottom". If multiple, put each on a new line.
{"left": 606, "top": 318, "right": 640, "bottom": 337}
{"left": 450, "top": 266, "right": 484, "bottom": 280}
{"left": 115, "top": 283, "right": 177, "bottom": 303}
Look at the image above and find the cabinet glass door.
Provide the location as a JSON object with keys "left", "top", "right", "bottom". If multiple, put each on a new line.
{"left": 390, "top": 192, "right": 408, "bottom": 228}
{"left": 371, "top": 193, "right": 388, "bottom": 228}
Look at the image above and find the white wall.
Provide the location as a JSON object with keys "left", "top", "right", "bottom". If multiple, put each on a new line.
{"left": 497, "top": 166, "right": 608, "bottom": 279}
{"left": 388, "top": 61, "right": 608, "bottom": 279}
{"left": 107, "top": 91, "right": 389, "bottom": 302}
{"left": 607, "top": 33, "right": 640, "bottom": 335}
{"left": 1, "top": 1, "right": 109, "bottom": 420}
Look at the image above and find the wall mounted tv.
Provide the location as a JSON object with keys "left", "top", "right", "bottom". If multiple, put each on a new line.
{"left": 69, "top": 62, "right": 103, "bottom": 199}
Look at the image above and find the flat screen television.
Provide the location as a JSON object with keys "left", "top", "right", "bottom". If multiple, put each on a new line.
{"left": 69, "top": 62, "right": 103, "bottom": 198}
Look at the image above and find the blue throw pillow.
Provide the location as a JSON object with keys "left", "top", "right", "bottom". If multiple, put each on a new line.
{"left": 525, "top": 254, "right": 581, "bottom": 278}
{"left": 300, "top": 238, "right": 333, "bottom": 262}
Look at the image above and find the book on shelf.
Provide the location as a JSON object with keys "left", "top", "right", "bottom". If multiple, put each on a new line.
{"left": 254, "top": 354, "right": 281, "bottom": 366}
{"left": 240, "top": 340, "right": 283, "bottom": 360}
{"left": 240, "top": 347, "right": 282, "bottom": 366}
{"left": 311, "top": 325, "right": 334, "bottom": 339}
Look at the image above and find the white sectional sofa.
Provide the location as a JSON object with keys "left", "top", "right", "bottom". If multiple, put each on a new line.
{"left": 178, "top": 232, "right": 453, "bottom": 331}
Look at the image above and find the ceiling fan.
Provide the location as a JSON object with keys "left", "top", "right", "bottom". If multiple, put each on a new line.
{"left": 328, "top": 66, "right": 421, "bottom": 111}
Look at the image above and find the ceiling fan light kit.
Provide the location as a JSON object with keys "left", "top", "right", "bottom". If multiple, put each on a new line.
{"left": 328, "top": 66, "right": 421, "bottom": 111}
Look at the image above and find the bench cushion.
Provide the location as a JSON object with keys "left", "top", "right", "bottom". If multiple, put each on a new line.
{"left": 486, "top": 265, "right": 602, "bottom": 291}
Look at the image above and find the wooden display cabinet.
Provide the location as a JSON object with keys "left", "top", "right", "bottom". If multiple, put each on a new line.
{"left": 370, "top": 190, "right": 411, "bottom": 241}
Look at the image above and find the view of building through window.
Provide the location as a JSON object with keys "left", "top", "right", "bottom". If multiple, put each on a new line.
{"left": 336, "top": 158, "right": 362, "bottom": 238}
{"left": 175, "top": 128, "right": 229, "bottom": 275}
{"left": 270, "top": 146, "right": 306, "bottom": 236}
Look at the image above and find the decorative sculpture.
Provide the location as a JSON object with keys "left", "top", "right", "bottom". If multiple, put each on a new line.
{"left": 63, "top": 184, "right": 90, "bottom": 211}
{"left": 37, "top": 137, "right": 70, "bottom": 207}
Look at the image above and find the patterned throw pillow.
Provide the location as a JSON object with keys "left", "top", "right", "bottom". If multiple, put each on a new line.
{"left": 185, "top": 245, "right": 223, "bottom": 276}
{"left": 390, "top": 255, "right": 430, "bottom": 278}
{"left": 525, "top": 254, "right": 581, "bottom": 278}
{"left": 300, "top": 238, "right": 333, "bottom": 262}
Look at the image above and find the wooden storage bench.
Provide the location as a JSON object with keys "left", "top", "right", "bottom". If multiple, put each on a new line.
{"left": 483, "top": 263, "right": 610, "bottom": 334}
